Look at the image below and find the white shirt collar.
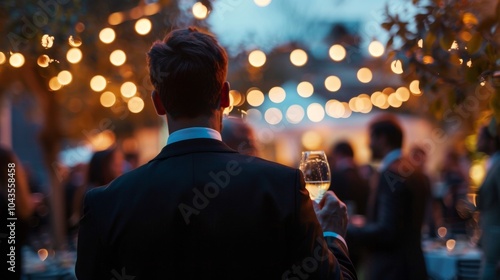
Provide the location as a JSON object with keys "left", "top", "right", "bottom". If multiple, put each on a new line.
{"left": 166, "top": 127, "right": 222, "bottom": 145}
{"left": 379, "top": 149, "right": 402, "bottom": 172}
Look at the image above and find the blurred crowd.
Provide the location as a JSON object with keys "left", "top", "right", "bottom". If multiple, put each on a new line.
{"left": 1, "top": 113, "right": 500, "bottom": 279}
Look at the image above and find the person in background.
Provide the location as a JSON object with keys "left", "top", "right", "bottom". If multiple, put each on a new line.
{"left": 71, "top": 147, "right": 124, "bottom": 221}
{"left": 221, "top": 117, "right": 258, "bottom": 156}
{"left": 328, "top": 141, "right": 369, "bottom": 216}
{"left": 76, "top": 27, "right": 356, "bottom": 279}
{"left": 0, "top": 146, "right": 35, "bottom": 280}
{"left": 436, "top": 149, "right": 469, "bottom": 235}
{"left": 409, "top": 145, "right": 435, "bottom": 237}
{"left": 347, "top": 114, "right": 429, "bottom": 280}
{"left": 476, "top": 123, "right": 500, "bottom": 280}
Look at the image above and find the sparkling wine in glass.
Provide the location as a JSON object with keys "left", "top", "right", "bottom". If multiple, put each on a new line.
{"left": 299, "top": 151, "right": 331, "bottom": 202}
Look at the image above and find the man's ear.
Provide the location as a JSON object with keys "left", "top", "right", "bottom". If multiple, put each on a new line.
{"left": 220, "top": 81, "right": 230, "bottom": 108}
{"left": 151, "top": 90, "right": 166, "bottom": 115}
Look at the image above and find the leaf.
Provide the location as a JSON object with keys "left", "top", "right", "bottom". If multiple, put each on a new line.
{"left": 382, "top": 22, "right": 394, "bottom": 31}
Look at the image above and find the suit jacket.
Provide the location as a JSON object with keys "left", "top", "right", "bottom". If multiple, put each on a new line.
{"left": 478, "top": 156, "right": 500, "bottom": 263}
{"left": 347, "top": 158, "right": 429, "bottom": 280}
{"left": 76, "top": 138, "right": 357, "bottom": 280}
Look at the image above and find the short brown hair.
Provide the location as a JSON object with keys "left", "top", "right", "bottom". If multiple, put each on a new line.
{"left": 147, "top": 27, "right": 228, "bottom": 119}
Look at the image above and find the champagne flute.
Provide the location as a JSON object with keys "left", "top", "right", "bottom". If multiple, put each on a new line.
{"left": 299, "top": 151, "right": 331, "bottom": 203}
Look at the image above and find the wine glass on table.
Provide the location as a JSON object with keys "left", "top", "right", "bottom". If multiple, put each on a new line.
{"left": 299, "top": 151, "right": 331, "bottom": 203}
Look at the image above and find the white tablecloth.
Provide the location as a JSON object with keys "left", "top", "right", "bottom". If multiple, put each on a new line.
{"left": 424, "top": 241, "right": 482, "bottom": 280}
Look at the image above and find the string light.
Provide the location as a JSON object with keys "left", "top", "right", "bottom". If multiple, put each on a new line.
{"left": 9, "top": 53, "right": 25, "bottom": 68}
{"left": 90, "top": 75, "right": 107, "bottom": 92}
{"left": 329, "top": 44, "right": 346, "bottom": 61}
{"left": 247, "top": 88, "right": 264, "bottom": 107}
{"left": 357, "top": 67, "right": 373, "bottom": 83}
{"left": 49, "top": 77, "right": 62, "bottom": 91}
{"left": 99, "top": 28, "right": 116, "bottom": 44}
{"left": 264, "top": 108, "right": 282, "bottom": 125}
{"left": 307, "top": 103, "right": 325, "bottom": 122}
{"left": 37, "top": 55, "right": 50, "bottom": 67}
{"left": 192, "top": 2, "right": 208, "bottom": 19}
{"left": 121, "top": 82, "right": 137, "bottom": 98}
{"left": 368, "top": 41, "right": 384, "bottom": 57}
{"left": 286, "top": 105, "right": 304, "bottom": 124}
{"left": 135, "top": 18, "right": 152, "bottom": 35}
{"left": 128, "top": 97, "right": 145, "bottom": 113}
{"left": 297, "top": 81, "right": 314, "bottom": 98}
{"left": 100, "top": 91, "right": 116, "bottom": 107}
{"left": 290, "top": 49, "right": 308, "bottom": 67}
{"left": 391, "top": 60, "right": 404, "bottom": 74}
{"left": 0, "top": 52, "right": 5, "bottom": 64}
{"left": 324, "top": 76, "right": 341, "bottom": 92}
{"left": 57, "top": 70, "right": 72, "bottom": 85}
{"left": 110, "top": 50, "right": 126, "bottom": 66}
{"left": 67, "top": 48, "right": 82, "bottom": 64}
{"left": 254, "top": 0, "right": 272, "bottom": 7}
{"left": 268, "top": 87, "right": 286, "bottom": 103}
{"left": 248, "top": 50, "right": 266, "bottom": 67}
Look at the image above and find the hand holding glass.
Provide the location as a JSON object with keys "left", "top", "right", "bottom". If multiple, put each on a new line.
{"left": 299, "top": 151, "right": 331, "bottom": 203}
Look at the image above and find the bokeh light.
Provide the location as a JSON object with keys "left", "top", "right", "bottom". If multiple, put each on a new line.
{"left": 248, "top": 50, "right": 266, "bottom": 67}
{"left": 357, "top": 67, "right": 373, "bottom": 83}
{"left": 49, "top": 77, "right": 62, "bottom": 91}
{"left": 135, "top": 18, "right": 152, "bottom": 35}
{"left": 67, "top": 48, "right": 82, "bottom": 64}
{"left": 247, "top": 108, "right": 262, "bottom": 121}
{"left": 121, "top": 82, "right": 137, "bottom": 98}
{"left": 264, "top": 108, "right": 282, "bottom": 125}
{"left": 302, "top": 131, "right": 322, "bottom": 150}
{"left": 90, "top": 75, "right": 107, "bottom": 92}
{"left": 329, "top": 44, "right": 346, "bottom": 61}
{"left": 410, "top": 80, "right": 421, "bottom": 95}
{"left": 41, "top": 34, "right": 54, "bottom": 49}
{"left": 391, "top": 59, "right": 403, "bottom": 74}
{"left": 0, "top": 52, "right": 5, "bottom": 64}
{"left": 38, "top": 249, "right": 49, "bottom": 261}
{"left": 68, "top": 36, "right": 82, "bottom": 47}
{"left": 268, "top": 86, "right": 286, "bottom": 103}
{"left": 446, "top": 239, "right": 456, "bottom": 251}
{"left": 37, "top": 55, "right": 50, "bottom": 67}
{"left": 325, "top": 99, "right": 345, "bottom": 118}
{"left": 395, "top": 87, "right": 410, "bottom": 102}
{"left": 254, "top": 0, "right": 272, "bottom": 7}
{"left": 307, "top": 103, "right": 325, "bottom": 122}
{"left": 368, "top": 41, "right": 384, "bottom": 57}
{"left": 128, "top": 96, "right": 145, "bottom": 113}
{"left": 247, "top": 88, "right": 265, "bottom": 107}
{"left": 356, "top": 94, "right": 373, "bottom": 113}
{"left": 110, "top": 49, "right": 126, "bottom": 66}
{"left": 438, "top": 227, "right": 447, "bottom": 238}
{"left": 108, "top": 12, "right": 124, "bottom": 25}
{"left": 290, "top": 49, "right": 308, "bottom": 67}
{"left": 229, "top": 90, "right": 244, "bottom": 106}
{"left": 9, "top": 53, "right": 25, "bottom": 68}
{"left": 286, "top": 105, "right": 304, "bottom": 124}
{"left": 324, "top": 75, "right": 341, "bottom": 92}
{"left": 388, "top": 93, "right": 403, "bottom": 108}
{"left": 297, "top": 81, "right": 314, "bottom": 98}
{"left": 100, "top": 91, "right": 116, "bottom": 107}
{"left": 99, "top": 28, "right": 116, "bottom": 44}
{"left": 57, "top": 70, "right": 72, "bottom": 85}
{"left": 192, "top": 2, "right": 209, "bottom": 19}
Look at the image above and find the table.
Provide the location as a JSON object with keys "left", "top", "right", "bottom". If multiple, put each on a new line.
{"left": 423, "top": 240, "right": 483, "bottom": 280}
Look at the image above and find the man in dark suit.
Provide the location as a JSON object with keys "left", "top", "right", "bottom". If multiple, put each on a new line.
{"left": 75, "top": 27, "right": 356, "bottom": 280}
{"left": 347, "top": 115, "right": 429, "bottom": 280}
{"left": 476, "top": 124, "right": 500, "bottom": 280}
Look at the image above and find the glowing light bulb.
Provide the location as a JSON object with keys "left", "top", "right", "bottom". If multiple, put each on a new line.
{"left": 248, "top": 50, "right": 266, "bottom": 67}
{"left": 297, "top": 81, "right": 314, "bottom": 98}
{"left": 110, "top": 50, "right": 126, "bottom": 66}
{"left": 192, "top": 2, "right": 208, "bottom": 19}
{"left": 329, "top": 44, "right": 346, "bottom": 61}
{"left": 368, "top": 41, "right": 384, "bottom": 57}
{"left": 99, "top": 28, "right": 115, "bottom": 44}
{"left": 9, "top": 53, "right": 25, "bottom": 68}
{"left": 290, "top": 49, "right": 308, "bottom": 67}
{"left": 135, "top": 18, "right": 152, "bottom": 35}
{"left": 57, "top": 70, "right": 72, "bottom": 85}
{"left": 67, "top": 48, "right": 82, "bottom": 64}
{"left": 90, "top": 75, "right": 107, "bottom": 92}
{"left": 325, "top": 76, "right": 341, "bottom": 92}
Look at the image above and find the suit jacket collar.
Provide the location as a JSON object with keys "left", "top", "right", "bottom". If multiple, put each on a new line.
{"left": 149, "top": 138, "right": 238, "bottom": 162}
